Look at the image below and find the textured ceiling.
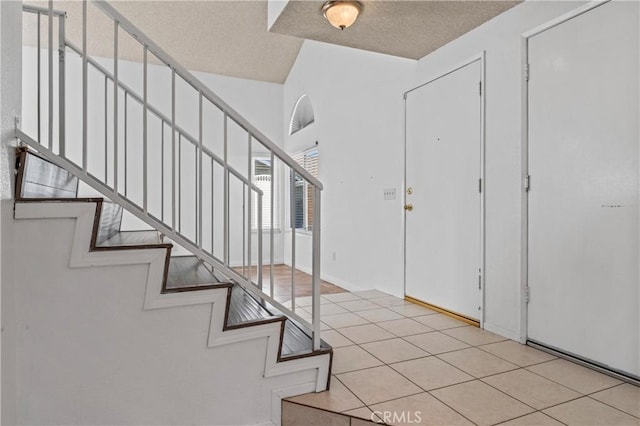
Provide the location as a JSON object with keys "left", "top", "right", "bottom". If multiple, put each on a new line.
{"left": 271, "top": 0, "right": 521, "bottom": 60}
{"left": 23, "top": 1, "right": 521, "bottom": 84}
{"left": 24, "top": 1, "right": 304, "bottom": 84}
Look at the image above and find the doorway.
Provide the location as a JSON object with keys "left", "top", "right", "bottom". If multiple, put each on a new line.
{"left": 404, "top": 56, "right": 484, "bottom": 323}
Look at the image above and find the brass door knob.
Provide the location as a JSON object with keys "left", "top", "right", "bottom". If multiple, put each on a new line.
{"left": 404, "top": 204, "right": 413, "bottom": 211}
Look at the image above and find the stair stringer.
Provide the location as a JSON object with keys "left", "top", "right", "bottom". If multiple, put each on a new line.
{"left": 14, "top": 201, "right": 167, "bottom": 289}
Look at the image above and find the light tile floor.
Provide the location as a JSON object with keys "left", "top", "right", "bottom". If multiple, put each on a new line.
{"left": 286, "top": 290, "right": 640, "bottom": 426}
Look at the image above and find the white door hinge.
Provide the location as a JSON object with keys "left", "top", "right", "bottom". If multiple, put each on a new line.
{"left": 478, "top": 275, "right": 482, "bottom": 290}
{"left": 479, "top": 81, "right": 482, "bottom": 96}
{"left": 524, "top": 63, "right": 530, "bottom": 82}
{"left": 479, "top": 178, "right": 482, "bottom": 193}
{"left": 524, "top": 175, "right": 530, "bottom": 192}
{"left": 524, "top": 286, "right": 530, "bottom": 303}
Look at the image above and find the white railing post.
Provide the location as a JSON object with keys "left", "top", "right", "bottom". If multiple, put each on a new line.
{"left": 58, "top": 12, "right": 66, "bottom": 157}
{"left": 312, "top": 186, "right": 322, "bottom": 351}
{"left": 81, "top": 1, "right": 87, "bottom": 170}
{"left": 247, "top": 133, "right": 252, "bottom": 284}
{"left": 113, "top": 20, "right": 118, "bottom": 194}
{"left": 47, "top": 1, "right": 53, "bottom": 150}
{"left": 257, "top": 191, "right": 263, "bottom": 290}
{"left": 143, "top": 46, "right": 148, "bottom": 212}
{"left": 290, "top": 170, "right": 296, "bottom": 311}
{"left": 198, "top": 92, "right": 204, "bottom": 249}
{"left": 103, "top": 75, "right": 108, "bottom": 182}
{"left": 269, "top": 151, "right": 275, "bottom": 298}
{"left": 123, "top": 92, "right": 128, "bottom": 196}
{"left": 171, "top": 69, "right": 176, "bottom": 230}
{"left": 223, "top": 114, "right": 229, "bottom": 267}
{"left": 37, "top": 11, "right": 41, "bottom": 143}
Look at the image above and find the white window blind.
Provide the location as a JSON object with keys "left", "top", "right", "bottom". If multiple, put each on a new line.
{"left": 291, "top": 147, "right": 319, "bottom": 231}
{"left": 252, "top": 157, "right": 279, "bottom": 230}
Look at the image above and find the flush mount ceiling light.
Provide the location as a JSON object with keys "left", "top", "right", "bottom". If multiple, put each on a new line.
{"left": 322, "top": 1, "right": 363, "bottom": 30}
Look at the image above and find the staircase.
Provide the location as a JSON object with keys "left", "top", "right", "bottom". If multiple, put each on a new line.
{"left": 12, "top": 1, "right": 330, "bottom": 424}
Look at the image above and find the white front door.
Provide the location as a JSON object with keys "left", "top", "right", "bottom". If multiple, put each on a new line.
{"left": 405, "top": 59, "right": 483, "bottom": 321}
{"left": 527, "top": 1, "right": 639, "bottom": 377}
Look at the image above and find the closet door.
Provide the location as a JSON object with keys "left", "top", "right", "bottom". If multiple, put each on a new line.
{"left": 527, "top": 1, "right": 639, "bottom": 377}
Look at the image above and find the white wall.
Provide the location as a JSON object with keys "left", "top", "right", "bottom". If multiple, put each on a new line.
{"left": 0, "top": 1, "right": 22, "bottom": 423}
{"left": 283, "top": 1, "right": 594, "bottom": 339}
{"left": 283, "top": 40, "right": 414, "bottom": 294}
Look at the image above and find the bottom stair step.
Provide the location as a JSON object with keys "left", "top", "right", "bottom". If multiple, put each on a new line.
{"left": 228, "top": 284, "right": 332, "bottom": 360}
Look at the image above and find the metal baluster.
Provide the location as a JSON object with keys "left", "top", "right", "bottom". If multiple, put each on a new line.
{"left": 83, "top": 1, "right": 89, "bottom": 169}
{"left": 198, "top": 92, "right": 203, "bottom": 249}
{"left": 247, "top": 133, "right": 252, "bottom": 284}
{"left": 171, "top": 69, "right": 176, "bottom": 230}
{"left": 37, "top": 11, "right": 41, "bottom": 143}
{"left": 194, "top": 143, "right": 197, "bottom": 243}
{"left": 58, "top": 12, "right": 65, "bottom": 157}
{"left": 178, "top": 133, "right": 182, "bottom": 233}
{"left": 113, "top": 21, "right": 118, "bottom": 194}
{"left": 211, "top": 157, "right": 216, "bottom": 254}
{"left": 257, "top": 191, "right": 263, "bottom": 291}
{"left": 58, "top": 13, "right": 66, "bottom": 157}
{"left": 143, "top": 46, "right": 148, "bottom": 212}
{"left": 48, "top": 0, "right": 53, "bottom": 150}
{"left": 124, "top": 92, "right": 128, "bottom": 196}
{"left": 290, "top": 169, "right": 296, "bottom": 312}
{"left": 104, "top": 75, "right": 108, "bottom": 182}
{"left": 161, "top": 120, "right": 165, "bottom": 221}
{"left": 242, "top": 183, "right": 246, "bottom": 277}
{"left": 312, "top": 186, "right": 322, "bottom": 351}
{"left": 223, "top": 113, "right": 229, "bottom": 266}
{"left": 270, "top": 151, "right": 274, "bottom": 299}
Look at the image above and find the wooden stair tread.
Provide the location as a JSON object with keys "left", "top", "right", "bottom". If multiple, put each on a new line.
{"left": 229, "top": 285, "right": 331, "bottom": 359}
{"left": 226, "top": 284, "right": 275, "bottom": 327}
{"left": 97, "top": 230, "right": 162, "bottom": 247}
{"left": 17, "top": 149, "right": 79, "bottom": 199}
{"left": 165, "top": 256, "right": 222, "bottom": 290}
{"left": 281, "top": 320, "right": 314, "bottom": 358}
{"left": 95, "top": 202, "right": 124, "bottom": 244}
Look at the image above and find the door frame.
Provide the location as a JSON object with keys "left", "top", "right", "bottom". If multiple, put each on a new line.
{"left": 519, "top": 1, "right": 612, "bottom": 343}
{"left": 402, "top": 52, "right": 486, "bottom": 327}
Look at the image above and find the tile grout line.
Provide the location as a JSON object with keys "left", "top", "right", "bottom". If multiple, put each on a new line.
{"left": 519, "top": 359, "right": 621, "bottom": 395}
{"left": 331, "top": 375, "right": 374, "bottom": 417}
{"left": 582, "top": 395, "right": 640, "bottom": 420}
{"left": 356, "top": 339, "right": 431, "bottom": 367}
{"left": 473, "top": 342, "right": 558, "bottom": 367}
{"left": 478, "top": 374, "right": 584, "bottom": 415}
{"left": 492, "top": 410, "right": 569, "bottom": 426}
{"left": 282, "top": 399, "right": 365, "bottom": 423}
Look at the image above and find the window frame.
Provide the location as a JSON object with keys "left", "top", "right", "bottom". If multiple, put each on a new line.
{"left": 289, "top": 146, "right": 319, "bottom": 234}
